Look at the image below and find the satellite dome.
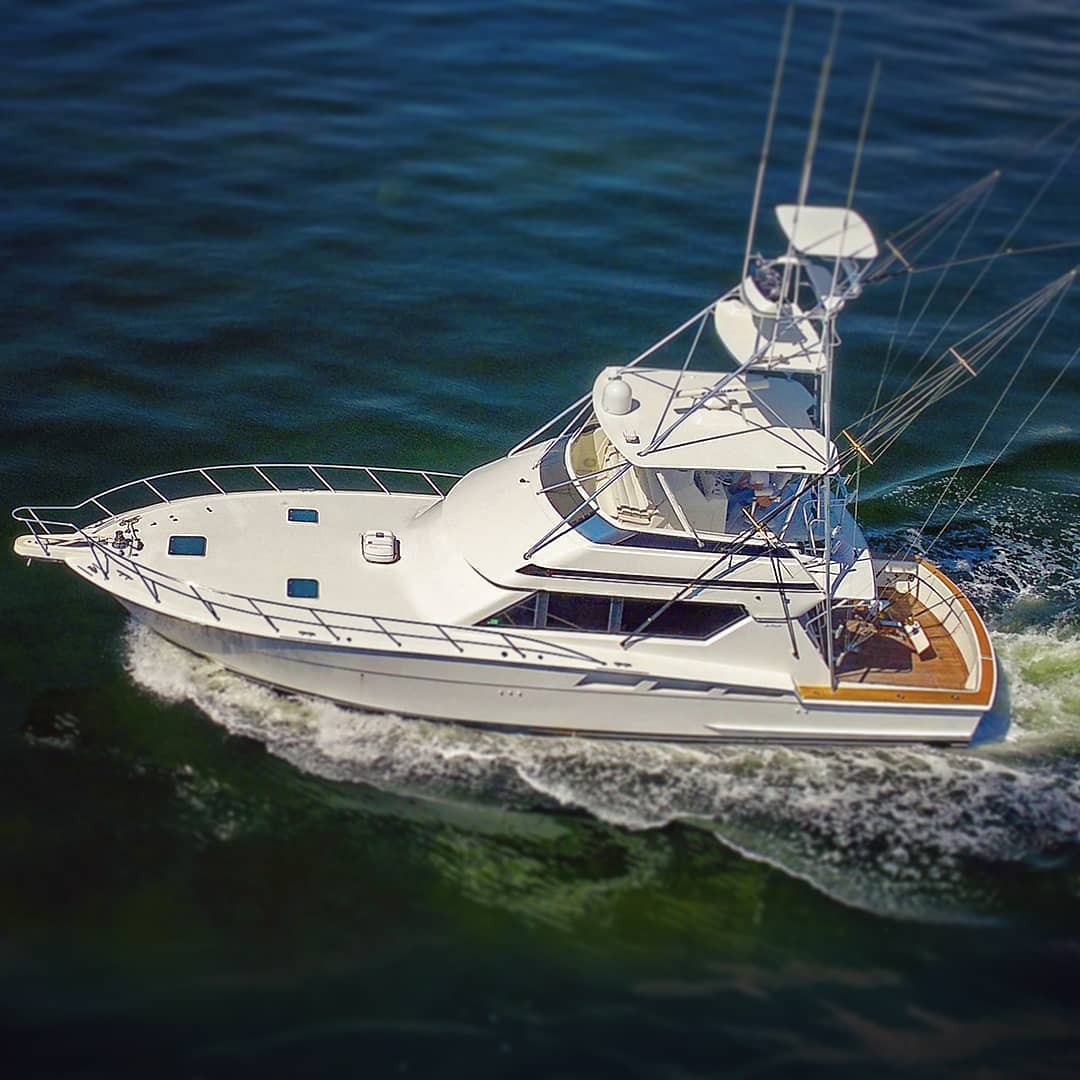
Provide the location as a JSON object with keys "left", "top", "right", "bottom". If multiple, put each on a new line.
{"left": 601, "top": 374, "right": 633, "bottom": 415}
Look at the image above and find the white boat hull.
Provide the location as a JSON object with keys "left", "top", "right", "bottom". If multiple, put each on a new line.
{"left": 125, "top": 601, "right": 991, "bottom": 745}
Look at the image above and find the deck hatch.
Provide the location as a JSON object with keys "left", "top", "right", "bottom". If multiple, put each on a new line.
{"left": 167, "top": 535, "right": 207, "bottom": 556}
{"left": 287, "top": 578, "right": 319, "bottom": 599}
{"left": 288, "top": 508, "right": 319, "bottom": 523}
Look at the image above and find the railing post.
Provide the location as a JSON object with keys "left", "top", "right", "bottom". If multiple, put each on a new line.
{"left": 143, "top": 479, "right": 169, "bottom": 503}
{"left": 371, "top": 616, "right": 400, "bottom": 646}
{"left": 26, "top": 509, "right": 52, "bottom": 556}
{"left": 436, "top": 624, "right": 465, "bottom": 653}
{"left": 200, "top": 470, "right": 228, "bottom": 495}
{"left": 312, "top": 608, "right": 340, "bottom": 641}
{"left": 131, "top": 561, "right": 159, "bottom": 603}
{"left": 190, "top": 584, "right": 218, "bottom": 620}
{"left": 249, "top": 597, "right": 278, "bottom": 631}
{"left": 252, "top": 466, "right": 279, "bottom": 492}
{"left": 85, "top": 534, "right": 110, "bottom": 579}
{"left": 308, "top": 466, "right": 335, "bottom": 492}
{"left": 366, "top": 470, "right": 391, "bottom": 495}
{"left": 500, "top": 633, "right": 525, "bottom": 658}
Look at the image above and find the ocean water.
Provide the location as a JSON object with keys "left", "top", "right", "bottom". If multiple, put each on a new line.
{"left": 3, "top": 1, "right": 1080, "bottom": 1076}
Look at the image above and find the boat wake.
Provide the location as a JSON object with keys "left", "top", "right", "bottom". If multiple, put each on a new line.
{"left": 125, "top": 619, "right": 1080, "bottom": 926}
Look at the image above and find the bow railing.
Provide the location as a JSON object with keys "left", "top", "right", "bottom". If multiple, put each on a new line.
{"left": 12, "top": 462, "right": 463, "bottom": 543}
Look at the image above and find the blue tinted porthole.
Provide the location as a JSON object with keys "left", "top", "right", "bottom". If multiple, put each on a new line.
{"left": 287, "top": 578, "right": 319, "bottom": 599}
{"left": 288, "top": 508, "right": 319, "bottom": 523}
{"left": 168, "top": 535, "right": 207, "bottom": 556}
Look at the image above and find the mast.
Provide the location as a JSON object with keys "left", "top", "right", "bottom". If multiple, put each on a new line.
{"left": 821, "top": 308, "right": 837, "bottom": 688}
{"left": 789, "top": 9, "right": 842, "bottom": 688}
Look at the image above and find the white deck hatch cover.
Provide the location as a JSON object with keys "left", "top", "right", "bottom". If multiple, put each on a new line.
{"left": 774, "top": 205, "right": 879, "bottom": 260}
{"left": 591, "top": 367, "right": 835, "bottom": 472}
{"left": 362, "top": 530, "right": 399, "bottom": 564}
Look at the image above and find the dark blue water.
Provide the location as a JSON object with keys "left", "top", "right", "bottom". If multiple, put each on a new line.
{"left": 3, "top": 1, "right": 1080, "bottom": 1075}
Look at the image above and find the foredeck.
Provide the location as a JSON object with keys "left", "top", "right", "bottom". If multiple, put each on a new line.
{"left": 836, "top": 588, "right": 968, "bottom": 689}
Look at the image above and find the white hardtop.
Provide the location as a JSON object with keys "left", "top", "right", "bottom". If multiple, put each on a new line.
{"left": 591, "top": 366, "right": 835, "bottom": 473}
{"left": 774, "top": 205, "right": 879, "bottom": 260}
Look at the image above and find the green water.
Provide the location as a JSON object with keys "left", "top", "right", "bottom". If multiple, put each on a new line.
{"left": 4, "top": 0, "right": 1080, "bottom": 1074}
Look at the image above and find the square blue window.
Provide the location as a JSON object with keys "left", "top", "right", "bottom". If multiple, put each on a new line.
{"left": 288, "top": 508, "right": 319, "bottom": 523}
{"left": 287, "top": 578, "right": 319, "bottom": 599}
{"left": 168, "top": 535, "right": 207, "bottom": 556}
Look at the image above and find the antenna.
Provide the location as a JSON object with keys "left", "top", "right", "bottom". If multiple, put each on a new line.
{"left": 741, "top": 4, "right": 795, "bottom": 284}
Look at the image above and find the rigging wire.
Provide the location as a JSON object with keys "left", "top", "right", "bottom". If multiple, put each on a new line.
{"left": 871, "top": 238, "right": 1080, "bottom": 281}
{"left": 847, "top": 271, "right": 1074, "bottom": 457}
{"left": 876, "top": 178, "right": 997, "bottom": 399}
{"left": 882, "top": 128, "right": 1080, "bottom": 411}
{"left": 902, "top": 273, "right": 1076, "bottom": 557}
{"left": 864, "top": 173, "right": 999, "bottom": 283}
{"left": 923, "top": 332, "right": 1080, "bottom": 557}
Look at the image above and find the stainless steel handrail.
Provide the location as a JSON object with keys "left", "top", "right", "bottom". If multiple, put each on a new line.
{"left": 50, "top": 527, "right": 605, "bottom": 667}
{"left": 12, "top": 462, "right": 463, "bottom": 542}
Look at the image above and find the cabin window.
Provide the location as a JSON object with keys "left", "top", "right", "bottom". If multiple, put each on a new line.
{"left": 478, "top": 592, "right": 747, "bottom": 639}
{"left": 288, "top": 508, "right": 319, "bottom": 523}
{"left": 287, "top": 578, "right": 319, "bottom": 599}
{"left": 545, "top": 592, "right": 611, "bottom": 633}
{"left": 168, "top": 535, "right": 207, "bottom": 556}
{"left": 480, "top": 593, "right": 540, "bottom": 628}
{"left": 619, "top": 598, "right": 746, "bottom": 638}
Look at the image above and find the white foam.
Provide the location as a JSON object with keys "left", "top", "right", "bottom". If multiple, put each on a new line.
{"left": 124, "top": 612, "right": 1080, "bottom": 923}
{"left": 994, "top": 628, "right": 1080, "bottom": 743}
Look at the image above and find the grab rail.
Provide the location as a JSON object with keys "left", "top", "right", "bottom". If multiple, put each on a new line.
{"left": 44, "top": 527, "right": 606, "bottom": 668}
{"left": 12, "top": 462, "right": 464, "bottom": 545}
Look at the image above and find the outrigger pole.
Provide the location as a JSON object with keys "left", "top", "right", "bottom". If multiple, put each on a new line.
{"left": 740, "top": 3, "right": 794, "bottom": 285}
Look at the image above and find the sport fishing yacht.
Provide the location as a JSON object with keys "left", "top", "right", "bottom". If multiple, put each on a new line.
{"left": 14, "top": 192, "right": 1021, "bottom": 745}
{"left": 17, "top": 10, "right": 1075, "bottom": 745}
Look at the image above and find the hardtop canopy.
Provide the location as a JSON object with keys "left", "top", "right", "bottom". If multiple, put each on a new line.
{"left": 775, "top": 205, "right": 879, "bottom": 260}
{"left": 591, "top": 367, "right": 835, "bottom": 473}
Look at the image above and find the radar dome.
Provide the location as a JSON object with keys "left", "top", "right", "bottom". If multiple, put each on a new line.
{"left": 601, "top": 374, "right": 633, "bottom": 415}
